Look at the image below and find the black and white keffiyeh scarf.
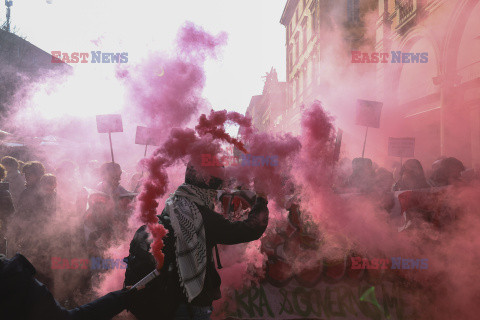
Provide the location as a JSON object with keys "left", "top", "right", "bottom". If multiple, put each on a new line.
{"left": 165, "top": 183, "right": 217, "bottom": 302}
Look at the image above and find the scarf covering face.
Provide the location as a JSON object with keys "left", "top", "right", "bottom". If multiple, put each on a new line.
{"left": 165, "top": 183, "right": 217, "bottom": 302}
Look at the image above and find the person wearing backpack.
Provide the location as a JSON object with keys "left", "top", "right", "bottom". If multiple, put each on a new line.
{"left": 124, "top": 163, "right": 269, "bottom": 320}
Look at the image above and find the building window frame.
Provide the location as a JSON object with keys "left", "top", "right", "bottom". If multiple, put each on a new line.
{"left": 302, "top": 18, "right": 308, "bottom": 53}
{"left": 295, "top": 33, "right": 300, "bottom": 64}
{"left": 347, "top": 0, "right": 360, "bottom": 24}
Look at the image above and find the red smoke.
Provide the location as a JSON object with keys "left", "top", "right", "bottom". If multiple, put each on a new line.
{"left": 177, "top": 21, "right": 228, "bottom": 60}
{"left": 136, "top": 109, "right": 257, "bottom": 267}
{"left": 116, "top": 22, "right": 228, "bottom": 142}
{"left": 195, "top": 110, "right": 251, "bottom": 153}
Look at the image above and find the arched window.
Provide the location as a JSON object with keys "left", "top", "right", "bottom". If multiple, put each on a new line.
{"left": 347, "top": 0, "right": 360, "bottom": 23}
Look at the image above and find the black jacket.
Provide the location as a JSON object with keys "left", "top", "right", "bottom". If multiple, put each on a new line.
{"left": 0, "top": 184, "right": 15, "bottom": 231}
{"left": 125, "top": 196, "right": 269, "bottom": 318}
{"left": 0, "top": 254, "right": 134, "bottom": 320}
{"left": 189, "top": 196, "right": 269, "bottom": 306}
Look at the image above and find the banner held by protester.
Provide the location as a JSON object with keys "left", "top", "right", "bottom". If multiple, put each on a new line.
{"left": 96, "top": 114, "right": 123, "bottom": 163}
{"left": 388, "top": 137, "right": 415, "bottom": 163}
{"left": 355, "top": 99, "right": 383, "bottom": 158}
{"left": 135, "top": 126, "right": 162, "bottom": 158}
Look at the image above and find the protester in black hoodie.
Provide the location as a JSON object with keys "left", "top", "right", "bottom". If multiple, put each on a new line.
{"left": 125, "top": 163, "right": 269, "bottom": 320}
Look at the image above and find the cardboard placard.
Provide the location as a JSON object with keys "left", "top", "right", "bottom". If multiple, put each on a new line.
{"left": 388, "top": 137, "right": 415, "bottom": 158}
{"left": 96, "top": 114, "right": 123, "bottom": 133}
{"left": 135, "top": 126, "right": 162, "bottom": 146}
{"left": 355, "top": 99, "right": 383, "bottom": 128}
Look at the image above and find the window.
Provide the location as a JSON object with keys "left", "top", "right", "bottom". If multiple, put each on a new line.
{"left": 311, "top": 0, "right": 319, "bottom": 35}
{"left": 287, "top": 47, "right": 290, "bottom": 70}
{"left": 295, "top": 33, "right": 299, "bottom": 62}
{"left": 315, "top": 54, "right": 320, "bottom": 84}
{"left": 347, "top": 0, "right": 360, "bottom": 23}
{"left": 310, "top": 10, "right": 315, "bottom": 33}
{"left": 289, "top": 48, "right": 293, "bottom": 70}
{"left": 302, "top": 18, "right": 308, "bottom": 53}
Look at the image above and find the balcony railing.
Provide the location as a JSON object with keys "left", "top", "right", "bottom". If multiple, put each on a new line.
{"left": 397, "top": 0, "right": 415, "bottom": 26}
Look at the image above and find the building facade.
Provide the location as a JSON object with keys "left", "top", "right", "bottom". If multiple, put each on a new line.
{"left": 279, "top": 0, "right": 376, "bottom": 135}
{"left": 376, "top": 0, "right": 480, "bottom": 168}
{"left": 245, "top": 68, "right": 286, "bottom": 134}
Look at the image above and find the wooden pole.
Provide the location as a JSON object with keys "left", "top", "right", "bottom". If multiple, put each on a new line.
{"left": 361, "top": 126, "right": 369, "bottom": 158}
{"left": 109, "top": 131, "right": 115, "bottom": 163}
{"left": 135, "top": 145, "right": 149, "bottom": 192}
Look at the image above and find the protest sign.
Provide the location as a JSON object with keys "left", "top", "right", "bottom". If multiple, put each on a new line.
{"left": 355, "top": 99, "right": 383, "bottom": 158}
{"left": 96, "top": 114, "right": 123, "bottom": 133}
{"left": 355, "top": 100, "right": 383, "bottom": 128}
{"left": 96, "top": 114, "right": 123, "bottom": 162}
{"left": 388, "top": 137, "right": 415, "bottom": 158}
{"left": 135, "top": 126, "right": 162, "bottom": 146}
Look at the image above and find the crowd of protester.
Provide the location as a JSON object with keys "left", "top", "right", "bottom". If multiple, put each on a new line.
{"left": 0, "top": 155, "right": 140, "bottom": 307}
{"left": 0, "top": 151, "right": 477, "bottom": 319}
{"left": 0, "top": 155, "right": 269, "bottom": 320}
{"left": 332, "top": 155, "right": 478, "bottom": 234}
{"left": 0, "top": 153, "right": 475, "bottom": 266}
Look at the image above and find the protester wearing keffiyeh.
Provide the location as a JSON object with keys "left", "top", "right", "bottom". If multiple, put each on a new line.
{"left": 165, "top": 183, "right": 217, "bottom": 302}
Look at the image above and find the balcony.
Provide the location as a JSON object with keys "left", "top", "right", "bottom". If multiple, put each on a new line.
{"left": 396, "top": 0, "right": 416, "bottom": 28}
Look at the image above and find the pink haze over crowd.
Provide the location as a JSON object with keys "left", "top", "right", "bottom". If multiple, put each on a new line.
{"left": 2, "top": 2, "right": 480, "bottom": 319}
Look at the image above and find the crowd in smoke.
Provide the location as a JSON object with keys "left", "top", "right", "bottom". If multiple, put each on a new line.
{"left": 1, "top": 100, "right": 479, "bottom": 319}
{"left": 1, "top": 14, "right": 480, "bottom": 319}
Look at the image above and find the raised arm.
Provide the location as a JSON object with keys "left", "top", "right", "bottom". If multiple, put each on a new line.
{"left": 202, "top": 197, "right": 269, "bottom": 245}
